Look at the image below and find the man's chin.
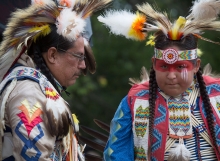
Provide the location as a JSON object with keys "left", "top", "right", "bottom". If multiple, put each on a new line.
{"left": 67, "top": 80, "right": 77, "bottom": 87}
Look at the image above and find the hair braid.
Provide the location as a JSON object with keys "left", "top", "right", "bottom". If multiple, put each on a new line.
{"left": 148, "top": 67, "right": 158, "bottom": 156}
{"left": 32, "top": 46, "right": 60, "bottom": 93}
{"left": 196, "top": 67, "right": 219, "bottom": 154}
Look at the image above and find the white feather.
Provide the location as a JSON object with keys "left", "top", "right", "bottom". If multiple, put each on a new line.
{"left": 187, "top": 0, "right": 220, "bottom": 21}
{"left": 203, "top": 63, "right": 212, "bottom": 76}
{"left": 98, "top": 10, "right": 140, "bottom": 40}
{"left": 56, "top": 8, "right": 86, "bottom": 41}
{"left": 83, "top": 38, "right": 89, "bottom": 47}
{"left": 45, "top": 96, "right": 66, "bottom": 120}
{"left": 62, "top": 129, "right": 71, "bottom": 153}
{"left": 129, "top": 66, "right": 149, "bottom": 85}
{"left": 0, "top": 48, "right": 17, "bottom": 82}
{"left": 168, "top": 143, "right": 191, "bottom": 161}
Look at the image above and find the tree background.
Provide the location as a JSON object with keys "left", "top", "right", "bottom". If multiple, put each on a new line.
{"left": 65, "top": 0, "right": 220, "bottom": 134}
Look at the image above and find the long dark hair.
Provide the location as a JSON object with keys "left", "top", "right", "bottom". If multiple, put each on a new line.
{"left": 148, "top": 31, "right": 218, "bottom": 157}
{"left": 27, "top": 25, "right": 73, "bottom": 93}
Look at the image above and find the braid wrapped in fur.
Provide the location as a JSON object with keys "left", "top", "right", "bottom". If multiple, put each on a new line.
{"left": 196, "top": 67, "right": 219, "bottom": 154}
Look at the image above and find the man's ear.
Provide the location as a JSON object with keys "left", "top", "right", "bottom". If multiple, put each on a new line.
{"left": 43, "top": 47, "right": 58, "bottom": 64}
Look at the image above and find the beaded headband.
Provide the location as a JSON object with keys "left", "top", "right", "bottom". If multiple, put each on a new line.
{"left": 154, "top": 48, "right": 197, "bottom": 64}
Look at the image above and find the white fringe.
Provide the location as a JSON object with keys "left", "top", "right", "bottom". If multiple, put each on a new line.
{"left": 0, "top": 78, "right": 17, "bottom": 136}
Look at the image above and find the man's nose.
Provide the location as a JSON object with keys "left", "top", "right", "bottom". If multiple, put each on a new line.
{"left": 78, "top": 60, "right": 86, "bottom": 69}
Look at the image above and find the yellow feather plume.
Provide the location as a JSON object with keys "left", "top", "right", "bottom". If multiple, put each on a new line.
{"left": 197, "top": 48, "right": 203, "bottom": 57}
{"left": 72, "top": 114, "right": 79, "bottom": 124}
{"left": 29, "top": 25, "right": 51, "bottom": 42}
{"left": 168, "top": 16, "right": 186, "bottom": 40}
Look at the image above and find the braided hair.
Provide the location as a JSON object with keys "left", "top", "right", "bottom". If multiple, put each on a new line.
{"left": 147, "top": 31, "right": 219, "bottom": 156}
{"left": 196, "top": 67, "right": 218, "bottom": 154}
{"left": 27, "top": 25, "right": 73, "bottom": 93}
{"left": 148, "top": 66, "right": 157, "bottom": 156}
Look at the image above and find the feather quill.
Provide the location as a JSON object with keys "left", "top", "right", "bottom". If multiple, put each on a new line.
{"left": 73, "top": 0, "right": 112, "bottom": 19}
{"left": 136, "top": 3, "right": 172, "bottom": 36}
{"left": 193, "top": 33, "right": 220, "bottom": 45}
{"left": 180, "top": 21, "right": 220, "bottom": 39}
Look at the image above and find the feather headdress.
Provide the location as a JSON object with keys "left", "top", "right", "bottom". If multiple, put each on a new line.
{"left": 98, "top": 0, "right": 220, "bottom": 43}
{"left": 0, "top": 0, "right": 112, "bottom": 81}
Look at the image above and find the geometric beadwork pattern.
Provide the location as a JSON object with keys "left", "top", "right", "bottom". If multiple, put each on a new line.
{"left": 15, "top": 122, "right": 43, "bottom": 160}
{"left": 45, "top": 87, "right": 60, "bottom": 100}
{"left": 168, "top": 97, "right": 189, "bottom": 112}
{"left": 169, "top": 115, "right": 190, "bottom": 134}
{"left": 154, "top": 48, "right": 197, "bottom": 61}
{"left": 168, "top": 96, "right": 191, "bottom": 136}
{"left": 9, "top": 68, "right": 42, "bottom": 79}
{"left": 135, "top": 90, "right": 149, "bottom": 97}
{"left": 110, "top": 108, "right": 124, "bottom": 145}
{"left": 134, "top": 146, "right": 147, "bottom": 160}
{"left": 151, "top": 128, "right": 162, "bottom": 153}
{"left": 179, "top": 51, "right": 192, "bottom": 60}
{"left": 154, "top": 104, "right": 166, "bottom": 126}
{"left": 16, "top": 99, "right": 44, "bottom": 160}
{"left": 215, "top": 124, "right": 220, "bottom": 146}
{"left": 206, "top": 84, "right": 220, "bottom": 95}
{"left": 17, "top": 99, "right": 43, "bottom": 136}
{"left": 135, "top": 106, "right": 149, "bottom": 120}
{"left": 217, "top": 102, "right": 220, "bottom": 114}
{"left": 135, "top": 121, "right": 148, "bottom": 137}
{"left": 154, "top": 49, "right": 163, "bottom": 59}
{"left": 151, "top": 157, "right": 158, "bottom": 161}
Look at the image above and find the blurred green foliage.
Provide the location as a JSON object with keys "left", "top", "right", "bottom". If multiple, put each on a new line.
{"left": 64, "top": 0, "right": 220, "bottom": 135}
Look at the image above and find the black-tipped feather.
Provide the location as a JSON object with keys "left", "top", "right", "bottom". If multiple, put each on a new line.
{"left": 78, "top": 135, "right": 105, "bottom": 152}
{"left": 80, "top": 125, "right": 108, "bottom": 143}
{"left": 85, "top": 153, "right": 103, "bottom": 161}
{"left": 94, "top": 119, "right": 110, "bottom": 133}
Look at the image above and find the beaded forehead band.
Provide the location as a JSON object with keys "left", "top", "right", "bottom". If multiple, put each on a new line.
{"left": 154, "top": 48, "right": 197, "bottom": 64}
